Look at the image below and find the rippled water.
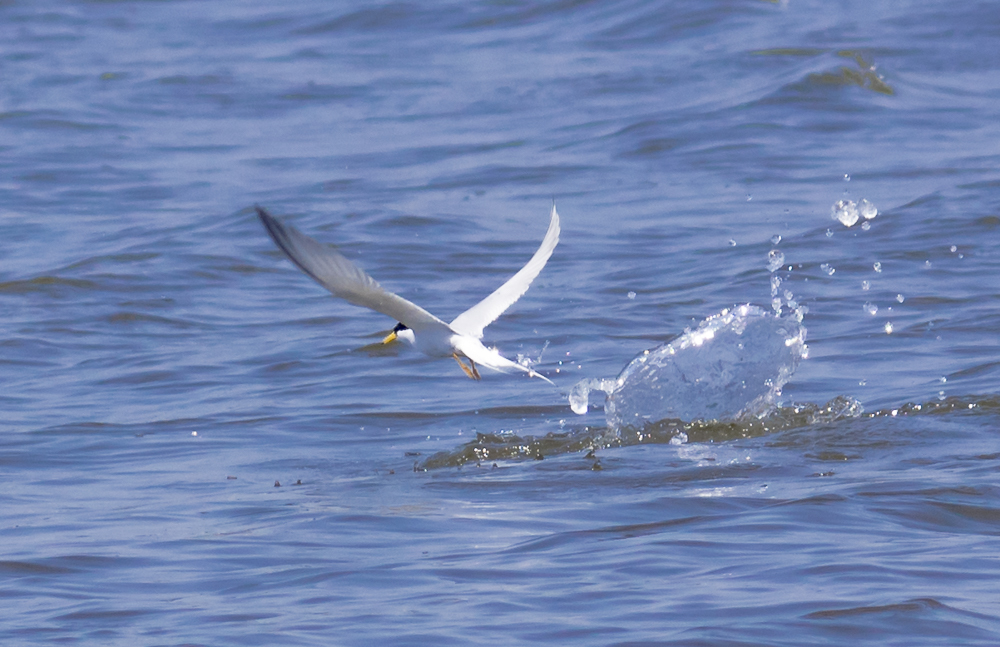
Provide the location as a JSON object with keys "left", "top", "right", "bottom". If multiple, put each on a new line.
{"left": 3, "top": 1, "right": 1000, "bottom": 644}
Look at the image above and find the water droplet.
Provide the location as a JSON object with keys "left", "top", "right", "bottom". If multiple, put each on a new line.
{"left": 864, "top": 302, "right": 878, "bottom": 316}
{"left": 844, "top": 173, "right": 851, "bottom": 181}
{"left": 746, "top": 194, "right": 753, "bottom": 202}
{"left": 770, "top": 275, "right": 781, "bottom": 296}
{"left": 728, "top": 239, "right": 737, "bottom": 246}
{"left": 861, "top": 280, "right": 870, "bottom": 291}
{"left": 873, "top": 262, "right": 882, "bottom": 273}
{"left": 771, "top": 234, "right": 782, "bottom": 245}
{"left": 896, "top": 294, "right": 904, "bottom": 303}
{"left": 884, "top": 321, "right": 893, "bottom": 334}
{"left": 861, "top": 221, "right": 871, "bottom": 231}
{"left": 825, "top": 229, "right": 834, "bottom": 238}
{"left": 767, "top": 250, "right": 785, "bottom": 272}
{"left": 859, "top": 198, "right": 877, "bottom": 219}
{"left": 859, "top": 379, "right": 867, "bottom": 386}
{"left": 924, "top": 260, "right": 932, "bottom": 269}
{"left": 783, "top": 289, "right": 794, "bottom": 301}
{"left": 939, "top": 376, "right": 947, "bottom": 383}
{"left": 950, "top": 245, "right": 957, "bottom": 253}
{"left": 627, "top": 291, "right": 636, "bottom": 300}
{"left": 568, "top": 378, "right": 616, "bottom": 415}
{"left": 820, "top": 263, "right": 836, "bottom": 276}
{"left": 832, "top": 200, "right": 859, "bottom": 227}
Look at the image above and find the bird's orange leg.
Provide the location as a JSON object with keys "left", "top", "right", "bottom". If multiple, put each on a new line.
{"left": 453, "top": 353, "right": 481, "bottom": 380}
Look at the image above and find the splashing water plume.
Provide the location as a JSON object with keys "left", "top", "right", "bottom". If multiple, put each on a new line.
{"left": 569, "top": 304, "right": 808, "bottom": 430}
{"left": 569, "top": 239, "right": 809, "bottom": 434}
{"left": 427, "top": 195, "right": 907, "bottom": 468}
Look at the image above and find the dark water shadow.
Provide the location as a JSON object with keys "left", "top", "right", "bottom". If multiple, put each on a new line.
{"left": 419, "top": 394, "right": 999, "bottom": 470}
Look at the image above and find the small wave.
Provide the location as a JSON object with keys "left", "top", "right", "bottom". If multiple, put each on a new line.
{"left": 806, "top": 51, "right": 894, "bottom": 95}
{"left": 104, "top": 312, "right": 196, "bottom": 328}
{"left": 418, "top": 393, "right": 1000, "bottom": 469}
{"left": 62, "top": 252, "right": 159, "bottom": 272}
{"left": 418, "top": 395, "right": 864, "bottom": 470}
{"left": 418, "top": 393, "right": 1000, "bottom": 470}
{"left": 0, "top": 275, "right": 98, "bottom": 294}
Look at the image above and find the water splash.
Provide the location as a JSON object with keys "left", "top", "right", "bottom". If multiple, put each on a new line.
{"left": 832, "top": 198, "right": 877, "bottom": 228}
{"left": 516, "top": 340, "right": 549, "bottom": 371}
{"left": 767, "top": 250, "right": 785, "bottom": 272}
{"left": 859, "top": 198, "right": 878, "bottom": 219}
{"left": 569, "top": 378, "right": 615, "bottom": 414}
{"left": 569, "top": 304, "right": 808, "bottom": 430}
{"left": 832, "top": 199, "right": 860, "bottom": 227}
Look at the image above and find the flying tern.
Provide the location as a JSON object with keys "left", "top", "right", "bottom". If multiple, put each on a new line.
{"left": 256, "top": 205, "right": 559, "bottom": 383}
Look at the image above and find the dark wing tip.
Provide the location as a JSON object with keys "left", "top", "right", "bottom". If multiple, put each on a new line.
{"left": 255, "top": 204, "right": 277, "bottom": 230}
{"left": 255, "top": 205, "right": 291, "bottom": 250}
{"left": 254, "top": 204, "right": 334, "bottom": 291}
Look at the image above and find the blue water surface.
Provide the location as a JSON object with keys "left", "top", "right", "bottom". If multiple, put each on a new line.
{"left": 2, "top": 1, "right": 1000, "bottom": 644}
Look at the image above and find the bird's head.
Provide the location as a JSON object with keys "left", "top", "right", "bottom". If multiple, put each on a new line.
{"left": 382, "top": 322, "right": 414, "bottom": 345}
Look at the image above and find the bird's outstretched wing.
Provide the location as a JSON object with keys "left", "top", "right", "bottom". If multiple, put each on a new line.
{"left": 449, "top": 205, "right": 560, "bottom": 339}
{"left": 256, "top": 206, "right": 446, "bottom": 331}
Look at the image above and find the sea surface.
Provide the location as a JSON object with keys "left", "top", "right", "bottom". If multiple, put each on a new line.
{"left": 3, "top": 1, "right": 1000, "bottom": 645}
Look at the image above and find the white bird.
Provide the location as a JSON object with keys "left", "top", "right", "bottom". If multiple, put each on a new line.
{"left": 256, "top": 205, "right": 559, "bottom": 383}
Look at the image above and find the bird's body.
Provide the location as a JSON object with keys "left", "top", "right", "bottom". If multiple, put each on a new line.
{"left": 256, "top": 205, "right": 559, "bottom": 383}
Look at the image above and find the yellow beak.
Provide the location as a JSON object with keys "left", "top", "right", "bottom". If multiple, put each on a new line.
{"left": 381, "top": 330, "right": 398, "bottom": 344}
